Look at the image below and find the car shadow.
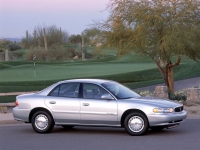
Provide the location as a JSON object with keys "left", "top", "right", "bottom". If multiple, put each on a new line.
{"left": 52, "top": 126, "right": 127, "bottom": 135}
{"left": 50, "top": 126, "right": 184, "bottom": 136}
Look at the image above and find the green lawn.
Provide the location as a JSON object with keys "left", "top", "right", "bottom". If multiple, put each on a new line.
{"left": 0, "top": 62, "right": 156, "bottom": 82}
{"left": 0, "top": 51, "right": 200, "bottom": 103}
{"left": 0, "top": 95, "right": 17, "bottom": 103}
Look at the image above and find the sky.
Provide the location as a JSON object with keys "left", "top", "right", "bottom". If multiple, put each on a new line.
{"left": 0, "top": 0, "right": 110, "bottom": 38}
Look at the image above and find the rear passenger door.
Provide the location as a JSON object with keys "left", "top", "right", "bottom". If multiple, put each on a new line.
{"left": 45, "top": 83, "right": 81, "bottom": 124}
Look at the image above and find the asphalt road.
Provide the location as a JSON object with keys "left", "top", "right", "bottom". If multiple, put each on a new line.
{"left": 0, "top": 119, "right": 200, "bottom": 150}
{"left": 135, "top": 77, "right": 200, "bottom": 92}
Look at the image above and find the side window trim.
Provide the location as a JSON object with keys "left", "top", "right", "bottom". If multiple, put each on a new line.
{"left": 82, "top": 83, "right": 115, "bottom": 100}
{"left": 48, "top": 85, "right": 60, "bottom": 96}
{"left": 99, "top": 85, "right": 117, "bottom": 100}
{"left": 79, "top": 83, "right": 83, "bottom": 98}
{"left": 48, "top": 82, "right": 80, "bottom": 98}
{"left": 59, "top": 83, "right": 80, "bottom": 98}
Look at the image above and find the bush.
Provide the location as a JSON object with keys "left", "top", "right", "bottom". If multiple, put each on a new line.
{"left": 12, "top": 51, "right": 25, "bottom": 58}
{"left": 6, "top": 43, "right": 21, "bottom": 51}
{"left": 25, "top": 47, "right": 79, "bottom": 61}
{"left": 169, "top": 90, "right": 187, "bottom": 101}
{"left": 135, "top": 90, "right": 154, "bottom": 97}
{"left": 194, "top": 85, "right": 200, "bottom": 88}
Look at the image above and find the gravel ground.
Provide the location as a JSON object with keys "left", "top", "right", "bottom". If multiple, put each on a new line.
{"left": 185, "top": 104, "right": 200, "bottom": 116}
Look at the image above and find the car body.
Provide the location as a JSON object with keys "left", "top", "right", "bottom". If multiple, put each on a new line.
{"left": 13, "top": 79, "right": 187, "bottom": 135}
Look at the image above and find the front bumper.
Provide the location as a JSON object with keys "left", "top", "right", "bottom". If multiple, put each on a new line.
{"left": 148, "top": 110, "right": 187, "bottom": 127}
{"left": 13, "top": 107, "right": 31, "bottom": 122}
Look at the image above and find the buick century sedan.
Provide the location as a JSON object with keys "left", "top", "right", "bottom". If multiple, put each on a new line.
{"left": 13, "top": 79, "right": 187, "bottom": 135}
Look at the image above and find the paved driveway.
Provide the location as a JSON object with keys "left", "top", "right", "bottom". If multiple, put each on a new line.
{"left": 135, "top": 77, "right": 200, "bottom": 92}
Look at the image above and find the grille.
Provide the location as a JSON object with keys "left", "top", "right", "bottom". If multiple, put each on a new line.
{"left": 174, "top": 106, "right": 184, "bottom": 112}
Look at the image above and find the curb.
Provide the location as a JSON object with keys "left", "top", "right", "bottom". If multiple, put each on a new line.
{"left": 0, "top": 120, "right": 24, "bottom": 125}
{"left": 0, "top": 91, "right": 38, "bottom": 96}
{"left": 0, "top": 103, "right": 15, "bottom": 107}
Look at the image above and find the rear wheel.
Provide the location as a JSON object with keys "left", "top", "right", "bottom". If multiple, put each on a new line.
{"left": 31, "top": 111, "right": 54, "bottom": 133}
{"left": 124, "top": 112, "right": 148, "bottom": 136}
{"left": 62, "top": 125, "right": 74, "bottom": 129}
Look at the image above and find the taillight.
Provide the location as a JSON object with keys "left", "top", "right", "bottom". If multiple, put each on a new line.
{"left": 15, "top": 101, "right": 18, "bottom": 106}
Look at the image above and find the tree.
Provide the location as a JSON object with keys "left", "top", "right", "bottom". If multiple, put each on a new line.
{"left": 98, "top": 0, "right": 200, "bottom": 93}
{"left": 0, "top": 40, "right": 21, "bottom": 51}
{"left": 68, "top": 34, "right": 82, "bottom": 44}
{"left": 21, "top": 25, "right": 69, "bottom": 48}
{"left": 83, "top": 27, "right": 101, "bottom": 45}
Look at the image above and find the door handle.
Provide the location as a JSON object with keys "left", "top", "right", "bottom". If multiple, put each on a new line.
{"left": 82, "top": 103, "right": 89, "bottom": 106}
{"left": 49, "top": 101, "right": 56, "bottom": 104}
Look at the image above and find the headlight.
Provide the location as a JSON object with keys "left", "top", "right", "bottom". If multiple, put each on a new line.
{"left": 153, "top": 108, "right": 174, "bottom": 113}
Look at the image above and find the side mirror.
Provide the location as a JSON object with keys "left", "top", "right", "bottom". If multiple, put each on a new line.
{"left": 101, "top": 94, "right": 114, "bottom": 100}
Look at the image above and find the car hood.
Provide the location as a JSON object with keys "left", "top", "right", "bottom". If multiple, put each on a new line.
{"left": 124, "top": 96, "right": 182, "bottom": 108}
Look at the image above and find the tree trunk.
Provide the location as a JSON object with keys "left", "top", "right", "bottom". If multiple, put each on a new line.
{"left": 151, "top": 56, "right": 181, "bottom": 94}
{"left": 167, "top": 66, "right": 174, "bottom": 93}
{"left": 43, "top": 28, "right": 48, "bottom": 50}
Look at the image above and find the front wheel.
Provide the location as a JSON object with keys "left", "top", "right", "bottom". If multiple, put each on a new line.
{"left": 31, "top": 111, "right": 54, "bottom": 133}
{"left": 124, "top": 112, "right": 148, "bottom": 136}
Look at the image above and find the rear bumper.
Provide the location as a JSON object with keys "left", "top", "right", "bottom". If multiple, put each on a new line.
{"left": 13, "top": 107, "right": 31, "bottom": 122}
{"left": 148, "top": 110, "right": 187, "bottom": 127}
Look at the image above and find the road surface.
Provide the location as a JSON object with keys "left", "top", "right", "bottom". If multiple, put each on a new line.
{"left": 0, "top": 119, "right": 200, "bottom": 150}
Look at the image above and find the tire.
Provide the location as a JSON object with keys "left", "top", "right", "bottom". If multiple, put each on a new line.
{"left": 31, "top": 111, "right": 54, "bottom": 133}
{"left": 150, "top": 126, "right": 165, "bottom": 131}
{"left": 124, "top": 112, "right": 148, "bottom": 136}
{"left": 62, "top": 125, "right": 74, "bottom": 129}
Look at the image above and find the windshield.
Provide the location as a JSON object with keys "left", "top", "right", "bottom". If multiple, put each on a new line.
{"left": 101, "top": 82, "right": 141, "bottom": 99}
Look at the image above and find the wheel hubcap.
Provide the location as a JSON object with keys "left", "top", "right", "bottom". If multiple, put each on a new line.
{"left": 128, "top": 116, "right": 144, "bottom": 132}
{"left": 35, "top": 114, "right": 48, "bottom": 130}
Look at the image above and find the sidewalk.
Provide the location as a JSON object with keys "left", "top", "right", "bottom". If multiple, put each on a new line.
{"left": 0, "top": 112, "right": 20, "bottom": 124}
{"left": 0, "top": 105, "right": 22, "bottom": 124}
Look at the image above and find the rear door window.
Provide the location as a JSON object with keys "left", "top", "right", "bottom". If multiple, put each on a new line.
{"left": 49, "top": 83, "right": 80, "bottom": 98}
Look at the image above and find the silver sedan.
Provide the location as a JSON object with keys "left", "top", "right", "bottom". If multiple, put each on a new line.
{"left": 13, "top": 79, "right": 187, "bottom": 135}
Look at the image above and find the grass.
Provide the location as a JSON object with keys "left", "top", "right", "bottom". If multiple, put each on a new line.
{"left": 1, "top": 62, "right": 200, "bottom": 103}
{"left": 0, "top": 86, "right": 46, "bottom": 93}
{"left": 0, "top": 47, "right": 200, "bottom": 103}
{"left": 0, "top": 95, "right": 16, "bottom": 103}
{"left": 0, "top": 62, "right": 156, "bottom": 82}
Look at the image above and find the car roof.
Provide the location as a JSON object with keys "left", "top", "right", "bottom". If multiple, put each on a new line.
{"left": 37, "top": 79, "right": 114, "bottom": 95}
{"left": 58, "top": 79, "right": 113, "bottom": 85}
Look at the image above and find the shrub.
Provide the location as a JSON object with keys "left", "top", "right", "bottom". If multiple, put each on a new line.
{"left": 25, "top": 48, "right": 46, "bottom": 61}
{"left": 0, "top": 40, "right": 11, "bottom": 49}
{"left": 6, "top": 43, "right": 21, "bottom": 51}
{"left": 135, "top": 90, "right": 154, "bottom": 97}
{"left": 12, "top": 51, "right": 25, "bottom": 58}
{"left": 24, "top": 47, "right": 79, "bottom": 61}
{"left": 169, "top": 90, "right": 187, "bottom": 101}
{"left": 194, "top": 85, "right": 200, "bottom": 88}
{"left": 0, "top": 52, "right": 5, "bottom": 61}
